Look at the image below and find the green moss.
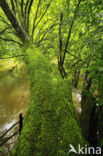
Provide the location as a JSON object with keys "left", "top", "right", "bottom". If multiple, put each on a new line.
{"left": 13, "top": 46, "right": 86, "bottom": 156}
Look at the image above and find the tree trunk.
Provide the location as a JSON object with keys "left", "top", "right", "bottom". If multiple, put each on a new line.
{"left": 80, "top": 92, "right": 97, "bottom": 140}
{"left": 72, "top": 70, "right": 80, "bottom": 88}
{"left": 0, "top": 0, "right": 30, "bottom": 43}
{"left": 12, "top": 47, "right": 86, "bottom": 155}
{"left": 58, "top": 60, "right": 66, "bottom": 78}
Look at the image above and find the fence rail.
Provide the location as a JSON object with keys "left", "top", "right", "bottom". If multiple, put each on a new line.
{"left": 0, "top": 113, "right": 23, "bottom": 146}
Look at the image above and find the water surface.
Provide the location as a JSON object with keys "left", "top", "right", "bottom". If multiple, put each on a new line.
{"left": 0, "top": 74, "right": 30, "bottom": 156}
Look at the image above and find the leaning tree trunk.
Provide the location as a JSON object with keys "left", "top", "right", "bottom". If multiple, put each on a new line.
{"left": 12, "top": 47, "right": 86, "bottom": 155}
{"left": 0, "top": 0, "right": 31, "bottom": 43}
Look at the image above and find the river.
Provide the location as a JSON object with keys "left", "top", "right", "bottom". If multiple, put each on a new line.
{"left": 0, "top": 72, "right": 30, "bottom": 156}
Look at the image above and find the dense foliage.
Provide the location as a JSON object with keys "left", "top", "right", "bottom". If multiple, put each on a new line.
{"left": 0, "top": 0, "right": 103, "bottom": 155}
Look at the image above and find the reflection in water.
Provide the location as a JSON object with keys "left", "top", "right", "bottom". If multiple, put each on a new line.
{"left": 76, "top": 93, "right": 81, "bottom": 102}
{"left": 0, "top": 77, "right": 30, "bottom": 156}
{"left": 72, "top": 88, "right": 82, "bottom": 115}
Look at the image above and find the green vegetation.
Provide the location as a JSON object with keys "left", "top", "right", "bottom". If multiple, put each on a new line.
{"left": 0, "top": 0, "right": 103, "bottom": 155}
{"left": 13, "top": 47, "right": 86, "bottom": 155}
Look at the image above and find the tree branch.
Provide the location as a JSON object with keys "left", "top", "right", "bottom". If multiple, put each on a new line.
{"left": 20, "top": 0, "right": 24, "bottom": 17}
{"left": 25, "top": 0, "right": 30, "bottom": 16}
{"left": 0, "top": 26, "right": 12, "bottom": 35}
{"left": 0, "top": 131, "right": 19, "bottom": 146}
{"left": 67, "top": 50, "right": 82, "bottom": 60}
{"left": 10, "top": 0, "right": 16, "bottom": 14}
{"left": 36, "top": 22, "right": 57, "bottom": 43}
{"left": 36, "top": 38, "right": 51, "bottom": 46}
{"left": 32, "top": 0, "right": 41, "bottom": 40}
{"left": 59, "top": 12, "right": 63, "bottom": 64}
{"left": 0, "top": 15, "right": 11, "bottom": 26}
{"left": 32, "top": 2, "right": 51, "bottom": 39}
{"left": 0, "top": 0, "right": 30, "bottom": 43}
{"left": 27, "top": 0, "right": 34, "bottom": 34}
{"left": 15, "top": 0, "right": 25, "bottom": 28}
{"left": 0, "top": 121, "right": 19, "bottom": 140}
{"left": 24, "top": 0, "right": 30, "bottom": 30}
{"left": 0, "top": 37, "right": 23, "bottom": 46}
{"left": 63, "top": 0, "right": 82, "bottom": 63}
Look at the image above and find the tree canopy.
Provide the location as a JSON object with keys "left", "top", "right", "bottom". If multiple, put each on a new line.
{"left": 0, "top": 0, "right": 103, "bottom": 155}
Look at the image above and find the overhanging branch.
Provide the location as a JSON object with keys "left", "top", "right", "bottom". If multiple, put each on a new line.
{"left": 63, "top": 0, "right": 82, "bottom": 63}
{"left": 32, "top": 0, "right": 41, "bottom": 40}
{"left": 0, "top": 15, "right": 11, "bottom": 26}
{"left": 32, "top": 2, "right": 51, "bottom": 39}
{"left": 27, "top": 0, "right": 34, "bottom": 33}
{"left": 0, "top": 37, "right": 23, "bottom": 46}
{"left": 20, "top": 0, "right": 24, "bottom": 17}
{"left": 0, "top": 26, "right": 12, "bottom": 35}
{"left": 10, "top": 0, "right": 15, "bottom": 14}
{"left": 59, "top": 12, "right": 63, "bottom": 63}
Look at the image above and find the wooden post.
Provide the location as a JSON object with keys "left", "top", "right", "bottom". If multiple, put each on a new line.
{"left": 19, "top": 113, "right": 23, "bottom": 135}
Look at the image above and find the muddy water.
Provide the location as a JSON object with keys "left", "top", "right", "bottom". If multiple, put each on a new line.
{"left": 0, "top": 77, "right": 30, "bottom": 156}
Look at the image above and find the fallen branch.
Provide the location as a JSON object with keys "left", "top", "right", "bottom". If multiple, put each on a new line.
{"left": 0, "top": 121, "right": 19, "bottom": 140}
{"left": 0, "top": 131, "right": 19, "bottom": 146}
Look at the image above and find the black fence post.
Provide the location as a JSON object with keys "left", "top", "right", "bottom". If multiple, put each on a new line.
{"left": 19, "top": 113, "right": 23, "bottom": 135}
